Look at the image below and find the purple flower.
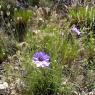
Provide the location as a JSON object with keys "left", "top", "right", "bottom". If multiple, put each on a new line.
{"left": 32, "top": 52, "right": 50, "bottom": 67}
{"left": 71, "top": 26, "right": 81, "bottom": 35}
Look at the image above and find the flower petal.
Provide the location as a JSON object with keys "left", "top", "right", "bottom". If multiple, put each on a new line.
{"left": 32, "top": 52, "right": 50, "bottom": 67}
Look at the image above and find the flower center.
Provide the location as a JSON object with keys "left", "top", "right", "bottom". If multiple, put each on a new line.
{"left": 38, "top": 57, "right": 44, "bottom": 61}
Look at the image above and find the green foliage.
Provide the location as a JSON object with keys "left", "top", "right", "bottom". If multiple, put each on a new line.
{"left": 60, "top": 83, "right": 76, "bottom": 95}
{"left": 0, "top": 44, "right": 6, "bottom": 63}
{"left": 19, "top": 28, "right": 63, "bottom": 94}
{"left": 22, "top": 61, "right": 62, "bottom": 95}
{"left": 14, "top": 9, "right": 33, "bottom": 22}
{"left": 70, "top": 6, "right": 95, "bottom": 27}
{"left": 0, "top": 33, "right": 18, "bottom": 63}
{"left": 83, "top": 32, "right": 95, "bottom": 57}
{"left": 0, "top": 33, "right": 10, "bottom": 63}
{"left": 14, "top": 9, "right": 33, "bottom": 42}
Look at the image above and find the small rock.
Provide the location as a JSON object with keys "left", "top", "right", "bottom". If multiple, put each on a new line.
{"left": 0, "top": 81, "right": 9, "bottom": 94}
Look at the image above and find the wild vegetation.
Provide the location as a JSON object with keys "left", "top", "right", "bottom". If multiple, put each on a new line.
{"left": 0, "top": 0, "right": 95, "bottom": 95}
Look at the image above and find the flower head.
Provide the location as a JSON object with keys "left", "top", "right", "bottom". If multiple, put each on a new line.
{"left": 71, "top": 26, "right": 81, "bottom": 35}
{"left": 33, "top": 52, "right": 50, "bottom": 67}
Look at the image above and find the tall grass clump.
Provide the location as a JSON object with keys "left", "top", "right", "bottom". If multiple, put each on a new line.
{"left": 0, "top": 33, "right": 18, "bottom": 63}
{"left": 14, "top": 9, "right": 33, "bottom": 42}
{"left": 0, "top": 34, "right": 7, "bottom": 63}
{"left": 69, "top": 6, "right": 95, "bottom": 28}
